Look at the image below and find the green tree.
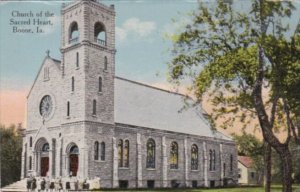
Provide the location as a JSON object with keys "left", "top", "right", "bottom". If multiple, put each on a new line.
{"left": 233, "top": 132, "right": 264, "bottom": 184}
{"left": 0, "top": 124, "right": 23, "bottom": 187}
{"left": 168, "top": 0, "right": 300, "bottom": 191}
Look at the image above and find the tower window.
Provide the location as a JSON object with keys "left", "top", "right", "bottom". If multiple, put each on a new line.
{"left": 104, "top": 56, "right": 108, "bottom": 70}
{"left": 29, "top": 137, "right": 32, "bottom": 147}
{"left": 94, "top": 141, "right": 99, "bottom": 160}
{"left": 71, "top": 77, "right": 75, "bottom": 92}
{"left": 76, "top": 52, "right": 79, "bottom": 68}
{"left": 67, "top": 101, "right": 70, "bottom": 117}
{"left": 94, "top": 22, "right": 106, "bottom": 46}
{"left": 93, "top": 100, "right": 97, "bottom": 115}
{"left": 98, "top": 77, "right": 102, "bottom": 92}
{"left": 69, "top": 22, "right": 79, "bottom": 44}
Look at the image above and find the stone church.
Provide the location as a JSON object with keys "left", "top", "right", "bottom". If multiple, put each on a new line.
{"left": 21, "top": 0, "right": 238, "bottom": 188}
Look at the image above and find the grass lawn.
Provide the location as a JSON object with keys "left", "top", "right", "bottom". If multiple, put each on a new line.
{"left": 98, "top": 185, "right": 300, "bottom": 192}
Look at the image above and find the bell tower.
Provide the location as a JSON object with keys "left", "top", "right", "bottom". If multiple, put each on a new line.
{"left": 60, "top": 0, "right": 116, "bottom": 124}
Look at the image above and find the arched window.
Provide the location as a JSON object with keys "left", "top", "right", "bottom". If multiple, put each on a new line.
{"left": 29, "top": 156, "right": 32, "bottom": 170}
{"left": 209, "top": 150, "right": 212, "bottom": 171}
{"left": 76, "top": 52, "right": 79, "bottom": 68}
{"left": 104, "top": 56, "right": 108, "bottom": 70}
{"left": 69, "top": 22, "right": 79, "bottom": 44}
{"left": 170, "top": 142, "right": 178, "bottom": 169}
{"left": 98, "top": 77, "right": 102, "bottom": 92}
{"left": 67, "top": 101, "right": 70, "bottom": 117}
{"left": 42, "top": 143, "right": 49, "bottom": 152}
{"left": 92, "top": 100, "right": 97, "bottom": 115}
{"left": 146, "top": 139, "right": 155, "bottom": 168}
{"left": 230, "top": 154, "right": 233, "bottom": 171}
{"left": 124, "top": 140, "right": 129, "bottom": 167}
{"left": 71, "top": 77, "right": 75, "bottom": 92}
{"left": 118, "top": 139, "right": 123, "bottom": 167}
{"left": 70, "top": 145, "right": 79, "bottom": 154}
{"left": 191, "top": 144, "right": 198, "bottom": 170}
{"left": 100, "top": 142, "right": 105, "bottom": 161}
{"left": 212, "top": 150, "right": 216, "bottom": 171}
{"left": 94, "top": 22, "right": 106, "bottom": 46}
{"left": 94, "top": 141, "right": 99, "bottom": 160}
{"left": 29, "top": 137, "right": 32, "bottom": 147}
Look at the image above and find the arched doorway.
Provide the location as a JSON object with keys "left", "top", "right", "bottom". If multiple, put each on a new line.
{"left": 69, "top": 145, "right": 79, "bottom": 177}
{"left": 40, "top": 143, "right": 50, "bottom": 176}
{"left": 35, "top": 138, "right": 49, "bottom": 177}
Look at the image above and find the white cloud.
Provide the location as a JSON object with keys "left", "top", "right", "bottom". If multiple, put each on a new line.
{"left": 116, "top": 27, "right": 127, "bottom": 41}
{"left": 116, "top": 17, "right": 156, "bottom": 43}
{"left": 40, "top": 15, "right": 60, "bottom": 35}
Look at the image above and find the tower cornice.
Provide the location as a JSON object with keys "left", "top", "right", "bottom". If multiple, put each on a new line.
{"left": 60, "top": 41, "right": 116, "bottom": 54}
{"left": 61, "top": 0, "right": 115, "bottom": 15}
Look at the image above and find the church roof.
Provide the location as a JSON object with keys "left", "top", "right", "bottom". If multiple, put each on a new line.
{"left": 28, "top": 56, "right": 232, "bottom": 141}
{"left": 115, "top": 77, "right": 232, "bottom": 141}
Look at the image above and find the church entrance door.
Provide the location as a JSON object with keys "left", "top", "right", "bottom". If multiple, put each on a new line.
{"left": 68, "top": 145, "right": 79, "bottom": 177}
{"left": 41, "top": 157, "right": 49, "bottom": 177}
{"left": 69, "top": 154, "right": 78, "bottom": 176}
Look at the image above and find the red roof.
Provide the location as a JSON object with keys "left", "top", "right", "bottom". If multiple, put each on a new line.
{"left": 238, "top": 156, "right": 253, "bottom": 168}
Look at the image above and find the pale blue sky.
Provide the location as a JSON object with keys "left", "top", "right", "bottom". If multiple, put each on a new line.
{"left": 0, "top": 0, "right": 197, "bottom": 91}
{"left": 0, "top": 0, "right": 299, "bottom": 91}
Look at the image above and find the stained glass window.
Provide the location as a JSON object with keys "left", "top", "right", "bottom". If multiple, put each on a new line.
{"left": 146, "top": 139, "right": 155, "bottom": 168}
{"left": 191, "top": 144, "right": 198, "bottom": 170}
{"left": 118, "top": 140, "right": 123, "bottom": 167}
{"left": 124, "top": 140, "right": 129, "bottom": 167}
{"left": 170, "top": 142, "right": 178, "bottom": 169}
{"left": 212, "top": 150, "right": 216, "bottom": 171}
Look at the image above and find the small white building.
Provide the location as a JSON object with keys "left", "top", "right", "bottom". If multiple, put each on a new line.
{"left": 238, "top": 156, "right": 258, "bottom": 185}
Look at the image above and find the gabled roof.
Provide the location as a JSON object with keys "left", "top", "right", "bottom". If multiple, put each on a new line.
{"left": 27, "top": 56, "right": 61, "bottom": 98}
{"left": 115, "top": 77, "right": 232, "bottom": 140}
{"left": 238, "top": 156, "right": 253, "bottom": 168}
